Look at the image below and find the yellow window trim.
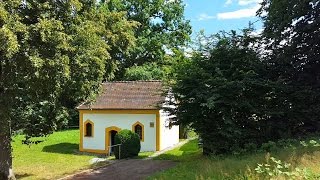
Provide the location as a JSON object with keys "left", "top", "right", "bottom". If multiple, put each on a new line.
{"left": 132, "top": 121, "right": 145, "bottom": 142}
{"left": 79, "top": 109, "right": 160, "bottom": 152}
{"left": 84, "top": 119, "right": 94, "bottom": 137}
{"left": 105, "top": 126, "right": 121, "bottom": 153}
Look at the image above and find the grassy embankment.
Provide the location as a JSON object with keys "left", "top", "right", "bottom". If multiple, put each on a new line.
{"left": 149, "top": 139, "right": 320, "bottom": 179}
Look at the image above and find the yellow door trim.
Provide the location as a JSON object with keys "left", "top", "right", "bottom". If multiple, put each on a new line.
{"left": 105, "top": 126, "right": 121, "bottom": 153}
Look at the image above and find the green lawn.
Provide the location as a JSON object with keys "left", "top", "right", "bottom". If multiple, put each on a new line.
{"left": 12, "top": 130, "right": 97, "bottom": 180}
{"left": 13, "top": 130, "right": 320, "bottom": 179}
{"left": 12, "top": 129, "right": 156, "bottom": 179}
{"left": 149, "top": 139, "right": 320, "bottom": 180}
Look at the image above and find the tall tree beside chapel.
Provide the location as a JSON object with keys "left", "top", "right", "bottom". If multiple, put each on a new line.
{"left": 0, "top": 0, "right": 137, "bottom": 179}
{"left": 258, "top": 0, "right": 320, "bottom": 134}
{"left": 104, "top": 0, "right": 192, "bottom": 79}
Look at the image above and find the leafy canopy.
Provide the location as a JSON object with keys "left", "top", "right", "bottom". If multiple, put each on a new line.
{"left": 105, "top": 0, "right": 192, "bottom": 79}
{"left": 0, "top": 0, "right": 137, "bottom": 141}
{"left": 170, "top": 30, "right": 274, "bottom": 154}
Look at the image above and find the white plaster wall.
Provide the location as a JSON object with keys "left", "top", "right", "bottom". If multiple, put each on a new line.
{"left": 160, "top": 110, "right": 179, "bottom": 150}
{"left": 82, "top": 113, "right": 157, "bottom": 152}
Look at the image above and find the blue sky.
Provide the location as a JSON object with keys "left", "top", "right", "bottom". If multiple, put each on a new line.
{"left": 183, "top": 0, "right": 263, "bottom": 37}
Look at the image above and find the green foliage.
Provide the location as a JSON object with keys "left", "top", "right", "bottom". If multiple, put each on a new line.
{"left": 255, "top": 156, "right": 307, "bottom": 179}
{"left": 261, "top": 141, "right": 278, "bottom": 153}
{"left": 105, "top": 0, "right": 192, "bottom": 79}
{"left": 0, "top": 0, "right": 137, "bottom": 140}
{"left": 114, "top": 129, "right": 141, "bottom": 159}
{"left": 124, "top": 62, "right": 164, "bottom": 81}
{"left": 171, "top": 30, "right": 276, "bottom": 154}
{"left": 258, "top": 0, "right": 320, "bottom": 136}
{"left": 0, "top": 0, "right": 137, "bottom": 175}
{"left": 171, "top": 0, "right": 320, "bottom": 155}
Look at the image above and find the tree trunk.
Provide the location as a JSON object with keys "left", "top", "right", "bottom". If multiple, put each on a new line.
{"left": 0, "top": 45, "right": 15, "bottom": 180}
{"left": 0, "top": 119, "right": 15, "bottom": 180}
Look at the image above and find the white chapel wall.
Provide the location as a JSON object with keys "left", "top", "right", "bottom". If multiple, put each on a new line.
{"left": 82, "top": 113, "right": 157, "bottom": 152}
{"left": 160, "top": 110, "right": 179, "bottom": 150}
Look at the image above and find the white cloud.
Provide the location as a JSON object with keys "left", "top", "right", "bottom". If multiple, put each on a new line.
{"left": 197, "top": 13, "right": 216, "bottom": 21}
{"left": 238, "top": 0, "right": 262, "bottom": 6}
{"left": 225, "top": 0, "right": 233, "bottom": 5}
{"left": 217, "top": 5, "right": 260, "bottom": 20}
{"left": 225, "top": 0, "right": 262, "bottom": 6}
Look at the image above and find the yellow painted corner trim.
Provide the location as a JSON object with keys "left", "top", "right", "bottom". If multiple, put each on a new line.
{"left": 132, "top": 121, "right": 145, "bottom": 142}
{"left": 156, "top": 112, "right": 160, "bottom": 151}
{"left": 79, "top": 111, "right": 84, "bottom": 151}
{"left": 84, "top": 119, "right": 94, "bottom": 137}
{"left": 105, "top": 126, "right": 121, "bottom": 153}
{"left": 79, "top": 109, "right": 159, "bottom": 114}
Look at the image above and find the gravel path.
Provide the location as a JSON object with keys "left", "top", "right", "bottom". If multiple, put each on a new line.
{"left": 63, "top": 159, "right": 176, "bottom": 180}
{"left": 61, "top": 139, "right": 194, "bottom": 180}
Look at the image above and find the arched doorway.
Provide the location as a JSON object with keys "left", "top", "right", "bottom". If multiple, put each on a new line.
{"left": 110, "top": 130, "right": 117, "bottom": 153}
{"left": 105, "top": 126, "right": 121, "bottom": 154}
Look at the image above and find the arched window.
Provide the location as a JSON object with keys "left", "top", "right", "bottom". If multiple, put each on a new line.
{"left": 135, "top": 125, "right": 142, "bottom": 139}
{"left": 132, "top": 121, "right": 144, "bottom": 142}
{"left": 84, "top": 120, "right": 94, "bottom": 137}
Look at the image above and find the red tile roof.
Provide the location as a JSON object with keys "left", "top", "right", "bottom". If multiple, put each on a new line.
{"left": 77, "top": 81, "right": 165, "bottom": 110}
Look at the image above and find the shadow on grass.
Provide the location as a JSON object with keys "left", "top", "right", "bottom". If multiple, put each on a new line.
{"left": 15, "top": 173, "right": 33, "bottom": 179}
{"left": 42, "top": 143, "right": 79, "bottom": 154}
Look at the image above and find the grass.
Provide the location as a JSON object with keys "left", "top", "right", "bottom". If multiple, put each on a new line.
{"left": 135, "top": 151, "right": 155, "bottom": 159}
{"left": 13, "top": 129, "right": 156, "bottom": 179}
{"left": 149, "top": 139, "right": 320, "bottom": 180}
{"left": 12, "top": 130, "right": 99, "bottom": 180}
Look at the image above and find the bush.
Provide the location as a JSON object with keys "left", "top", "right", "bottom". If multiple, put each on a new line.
{"left": 255, "top": 156, "right": 307, "bottom": 179}
{"left": 261, "top": 141, "right": 278, "bottom": 152}
{"left": 114, "top": 129, "right": 141, "bottom": 159}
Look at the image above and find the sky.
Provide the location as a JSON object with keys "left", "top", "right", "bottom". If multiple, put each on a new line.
{"left": 183, "top": 0, "right": 264, "bottom": 37}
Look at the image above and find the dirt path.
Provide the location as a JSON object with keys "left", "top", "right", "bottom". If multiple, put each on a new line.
{"left": 64, "top": 159, "right": 176, "bottom": 180}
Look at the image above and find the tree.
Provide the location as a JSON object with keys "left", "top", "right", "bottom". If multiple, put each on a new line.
{"left": 104, "top": 0, "right": 192, "bottom": 79}
{"left": 0, "top": 0, "right": 136, "bottom": 178}
{"left": 258, "top": 0, "right": 320, "bottom": 135}
{"left": 123, "top": 62, "right": 164, "bottom": 81}
{"left": 170, "top": 30, "right": 275, "bottom": 154}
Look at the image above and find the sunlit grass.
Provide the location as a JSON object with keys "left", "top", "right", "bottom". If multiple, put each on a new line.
{"left": 12, "top": 130, "right": 98, "bottom": 180}
{"left": 149, "top": 139, "right": 320, "bottom": 179}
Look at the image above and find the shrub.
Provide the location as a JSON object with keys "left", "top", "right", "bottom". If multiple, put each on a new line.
{"left": 114, "top": 129, "right": 141, "bottom": 159}
{"left": 255, "top": 156, "right": 307, "bottom": 179}
{"left": 261, "top": 141, "right": 278, "bottom": 152}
